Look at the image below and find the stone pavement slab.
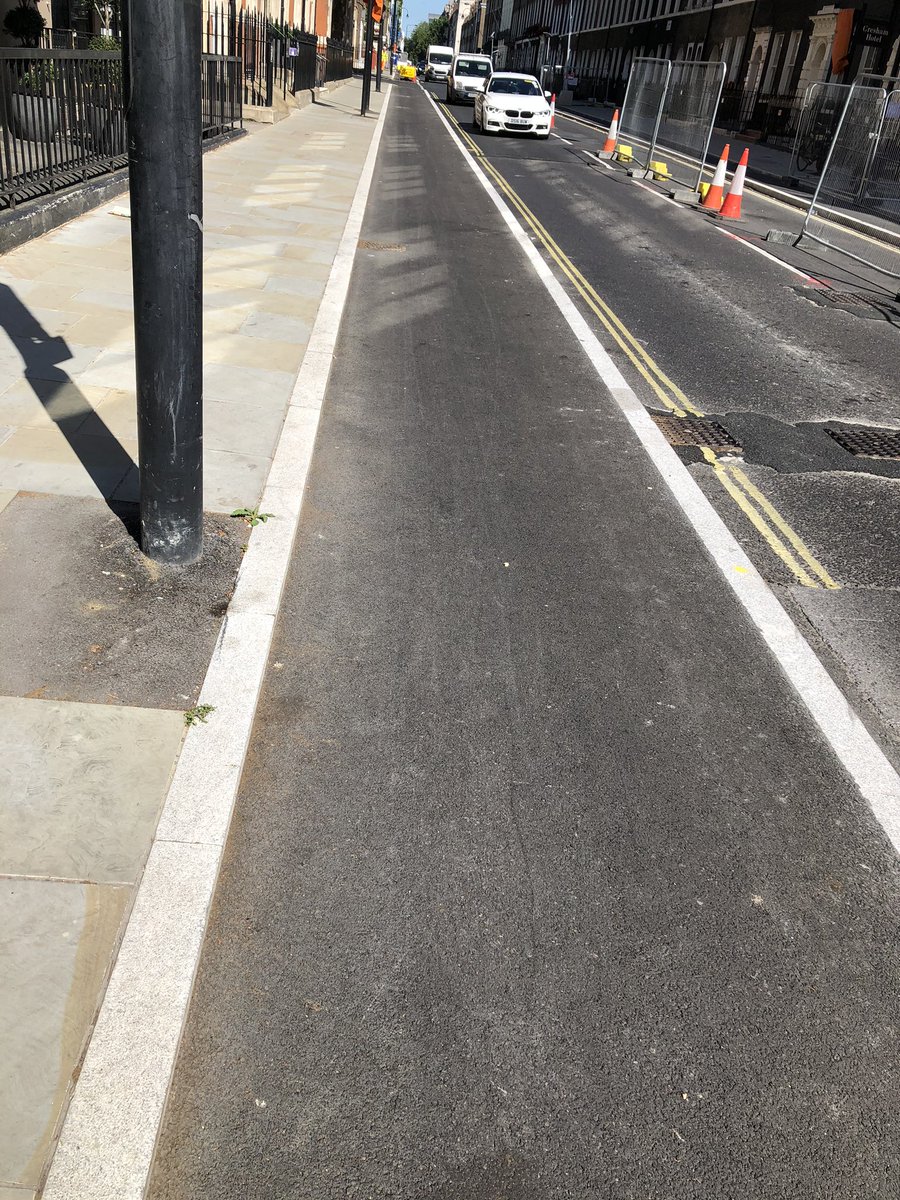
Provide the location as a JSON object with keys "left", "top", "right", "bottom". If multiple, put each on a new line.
{"left": 0, "top": 879, "right": 129, "bottom": 1194}
{"left": 0, "top": 697, "right": 184, "bottom": 883}
{"left": 0, "top": 80, "right": 380, "bottom": 513}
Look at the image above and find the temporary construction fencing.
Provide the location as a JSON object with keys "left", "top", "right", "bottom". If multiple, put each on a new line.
{"left": 788, "top": 82, "right": 850, "bottom": 178}
{"left": 653, "top": 59, "right": 726, "bottom": 191}
{"left": 616, "top": 58, "right": 670, "bottom": 172}
{"left": 615, "top": 57, "right": 726, "bottom": 191}
{"left": 799, "top": 76, "right": 900, "bottom": 280}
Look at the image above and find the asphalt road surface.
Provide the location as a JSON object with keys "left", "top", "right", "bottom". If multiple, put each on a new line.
{"left": 430, "top": 81, "right": 900, "bottom": 744}
{"left": 149, "top": 81, "right": 900, "bottom": 1199}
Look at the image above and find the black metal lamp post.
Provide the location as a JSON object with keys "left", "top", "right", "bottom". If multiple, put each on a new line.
{"left": 123, "top": 0, "right": 204, "bottom": 564}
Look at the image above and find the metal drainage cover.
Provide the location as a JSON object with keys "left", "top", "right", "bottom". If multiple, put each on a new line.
{"left": 358, "top": 239, "right": 406, "bottom": 251}
{"left": 825, "top": 425, "right": 900, "bottom": 460}
{"left": 652, "top": 414, "right": 742, "bottom": 454}
{"left": 823, "top": 290, "right": 889, "bottom": 309}
{"left": 801, "top": 287, "right": 900, "bottom": 319}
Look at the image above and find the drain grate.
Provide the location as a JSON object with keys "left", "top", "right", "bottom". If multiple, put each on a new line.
{"left": 818, "top": 289, "right": 900, "bottom": 315}
{"left": 652, "top": 414, "right": 742, "bottom": 454}
{"left": 825, "top": 425, "right": 900, "bottom": 460}
{"left": 358, "top": 239, "right": 406, "bottom": 251}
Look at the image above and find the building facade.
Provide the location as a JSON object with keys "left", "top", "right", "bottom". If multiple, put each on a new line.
{"left": 507, "top": 0, "right": 900, "bottom": 102}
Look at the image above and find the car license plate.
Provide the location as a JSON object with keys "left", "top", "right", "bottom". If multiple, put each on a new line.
{"left": 509, "top": 119, "right": 529, "bottom": 126}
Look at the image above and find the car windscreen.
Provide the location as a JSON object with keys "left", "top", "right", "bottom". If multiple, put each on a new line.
{"left": 488, "top": 78, "right": 541, "bottom": 96}
{"left": 430, "top": 52, "right": 452, "bottom": 64}
{"left": 456, "top": 60, "right": 491, "bottom": 76}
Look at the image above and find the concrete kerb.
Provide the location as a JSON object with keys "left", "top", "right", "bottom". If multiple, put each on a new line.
{"left": 559, "top": 106, "right": 900, "bottom": 251}
{"left": 39, "top": 82, "right": 393, "bottom": 1200}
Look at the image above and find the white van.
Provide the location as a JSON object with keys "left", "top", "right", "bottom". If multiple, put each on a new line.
{"left": 446, "top": 53, "right": 492, "bottom": 102}
{"left": 425, "top": 45, "right": 454, "bottom": 82}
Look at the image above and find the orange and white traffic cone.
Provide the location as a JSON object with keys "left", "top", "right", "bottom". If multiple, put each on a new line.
{"left": 701, "top": 142, "right": 730, "bottom": 211}
{"left": 602, "top": 108, "right": 619, "bottom": 153}
{"left": 550, "top": 93, "right": 556, "bottom": 129}
{"left": 719, "top": 147, "right": 748, "bottom": 219}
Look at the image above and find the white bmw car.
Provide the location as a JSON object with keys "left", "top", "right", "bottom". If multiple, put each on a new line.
{"left": 473, "top": 72, "right": 552, "bottom": 139}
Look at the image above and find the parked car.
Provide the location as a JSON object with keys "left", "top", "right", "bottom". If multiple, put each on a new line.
{"left": 397, "top": 60, "right": 417, "bottom": 81}
{"left": 473, "top": 72, "right": 552, "bottom": 138}
{"left": 446, "top": 54, "right": 492, "bottom": 103}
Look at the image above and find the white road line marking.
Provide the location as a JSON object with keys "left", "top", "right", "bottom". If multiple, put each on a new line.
{"left": 40, "top": 87, "right": 394, "bottom": 1200}
{"left": 424, "top": 86, "right": 900, "bottom": 859}
{"left": 630, "top": 177, "right": 684, "bottom": 209}
{"left": 709, "top": 223, "right": 820, "bottom": 283}
{"left": 551, "top": 132, "right": 573, "bottom": 144}
{"left": 591, "top": 154, "right": 819, "bottom": 281}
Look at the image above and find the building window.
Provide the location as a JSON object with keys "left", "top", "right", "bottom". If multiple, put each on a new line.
{"left": 761, "top": 31, "right": 784, "bottom": 95}
{"left": 777, "top": 29, "right": 801, "bottom": 93}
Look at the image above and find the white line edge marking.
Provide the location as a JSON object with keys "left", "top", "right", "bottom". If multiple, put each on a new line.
{"left": 630, "top": 177, "right": 683, "bottom": 210}
{"left": 41, "top": 85, "right": 393, "bottom": 1200}
{"left": 583, "top": 151, "right": 818, "bottom": 287}
{"left": 423, "top": 87, "right": 900, "bottom": 854}
{"left": 709, "top": 222, "right": 819, "bottom": 283}
{"left": 551, "top": 132, "right": 573, "bottom": 144}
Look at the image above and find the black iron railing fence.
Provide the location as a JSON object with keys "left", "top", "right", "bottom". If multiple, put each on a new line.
{"left": 202, "top": 53, "right": 243, "bottom": 140}
{"left": 203, "top": 2, "right": 352, "bottom": 106}
{"left": 0, "top": 48, "right": 242, "bottom": 212}
{"left": 718, "top": 85, "right": 805, "bottom": 151}
{"left": 325, "top": 37, "right": 353, "bottom": 83}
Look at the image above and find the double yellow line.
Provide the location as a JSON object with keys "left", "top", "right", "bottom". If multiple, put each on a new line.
{"left": 438, "top": 100, "right": 839, "bottom": 591}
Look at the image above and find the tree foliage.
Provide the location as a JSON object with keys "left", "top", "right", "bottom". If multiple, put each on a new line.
{"left": 406, "top": 14, "right": 449, "bottom": 62}
{"left": 3, "top": 0, "right": 46, "bottom": 48}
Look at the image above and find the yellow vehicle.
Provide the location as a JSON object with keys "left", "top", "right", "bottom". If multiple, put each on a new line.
{"left": 397, "top": 61, "right": 417, "bottom": 80}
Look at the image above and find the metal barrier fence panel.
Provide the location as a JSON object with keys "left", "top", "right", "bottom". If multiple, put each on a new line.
{"left": 800, "top": 80, "right": 900, "bottom": 280}
{"left": 654, "top": 59, "right": 726, "bottom": 191}
{"left": 788, "top": 81, "right": 850, "bottom": 180}
{"left": 616, "top": 57, "right": 671, "bottom": 171}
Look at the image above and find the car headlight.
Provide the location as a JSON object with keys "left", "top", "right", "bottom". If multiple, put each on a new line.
{"left": 485, "top": 104, "right": 501, "bottom": 114}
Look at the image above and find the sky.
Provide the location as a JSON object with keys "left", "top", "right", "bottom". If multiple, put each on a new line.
{"left": 401, "top": 0, "right": 445, "bottom": 40}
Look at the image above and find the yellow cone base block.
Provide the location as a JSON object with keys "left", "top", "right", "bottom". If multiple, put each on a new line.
{"left": 616, "top": 145, "right": 633, "bottom": 163}
{"left": 649, "top": 161, "right": 669, "bottom": 180}
{"left": 698, "top": 181, "right": 711, "bottom": 200}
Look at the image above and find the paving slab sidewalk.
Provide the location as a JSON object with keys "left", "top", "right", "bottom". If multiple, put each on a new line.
{"left": 0, "top": 78, "right": 384, "bottom": 1199}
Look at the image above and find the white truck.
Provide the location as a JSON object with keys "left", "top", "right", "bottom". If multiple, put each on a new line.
{"left": 446, "top": 53, "right": 492, "bottom": 102}
{"left": 425, "top": 45, "right": 454, "bottom": 82}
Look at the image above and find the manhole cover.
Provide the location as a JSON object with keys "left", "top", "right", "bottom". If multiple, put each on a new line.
{"left": 652, "top": 414, "right": 742, "bottom": 454}
{"left": 825, "top": 425, "right": 900, "bottom": 460}
{"left": 358, "top": 239, "right": 406, "bottom": 251}
{"left": 799, "top": 286, "right": 900, "bottom": 319}
{"left": 822, "top": 290, "right": 890, "bottom": 309}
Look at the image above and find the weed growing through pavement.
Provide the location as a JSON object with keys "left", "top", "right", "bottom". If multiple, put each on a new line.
{"left": 231, "top": 507, "right": 274, "bottom": 527}
{"left": 184, "top": 704, "right": 216, "bottom": 727}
